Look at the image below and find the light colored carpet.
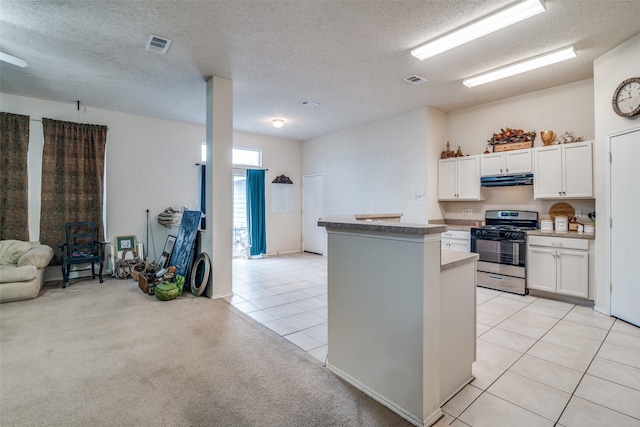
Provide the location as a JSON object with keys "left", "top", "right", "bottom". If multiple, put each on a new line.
{"left": 0, "top": 278, "right": 413, "bottom": 426}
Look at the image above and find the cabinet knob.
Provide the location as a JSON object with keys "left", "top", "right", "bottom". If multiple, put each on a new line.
{"left": 506, "top": 168, "right": 509, "bottom": 173}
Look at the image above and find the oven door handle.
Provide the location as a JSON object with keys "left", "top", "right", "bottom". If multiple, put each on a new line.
{"left": 487, "top": 275, "right": 504, "bottom": 281}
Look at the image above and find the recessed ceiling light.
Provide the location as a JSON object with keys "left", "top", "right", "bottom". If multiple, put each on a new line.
{"left": 0, "top": 51, "right": 28, "bottom": 68}
{"left": 412, "top": 0, "right": 545, "bottom": 60}
{"left": 463, "top": 46, "right": 576, "bottom": 87}
{"left": 272, "top": 119, "right": 285, "bottom": 128}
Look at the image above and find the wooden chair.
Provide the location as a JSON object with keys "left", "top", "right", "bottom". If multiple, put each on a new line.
{"left": 58, "top": 222, "right": 105, "bottom": 288}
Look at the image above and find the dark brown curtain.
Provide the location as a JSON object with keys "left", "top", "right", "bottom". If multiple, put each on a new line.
{"left": 0, "top": 112, "right": 30, "bottom": 241}
{"left": 40, "top": 118, "right": 107, "bottom": 264}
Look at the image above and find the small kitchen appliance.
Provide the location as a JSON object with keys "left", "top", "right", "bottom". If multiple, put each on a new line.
{"left": 471, "top": 210, "right": 538, "bottom": 295}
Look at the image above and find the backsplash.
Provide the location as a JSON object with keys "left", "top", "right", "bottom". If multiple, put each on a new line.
{"left": 441, "top": 186, "right": 596, "bottom": 223}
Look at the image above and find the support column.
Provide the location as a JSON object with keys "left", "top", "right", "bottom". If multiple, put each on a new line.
{"left": 204, "top": 76, "right": 233, "bottom": 299}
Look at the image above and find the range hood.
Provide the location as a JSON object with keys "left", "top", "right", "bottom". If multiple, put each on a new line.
{"left": 481, "top": 173, "right": 533, "bottom": 187}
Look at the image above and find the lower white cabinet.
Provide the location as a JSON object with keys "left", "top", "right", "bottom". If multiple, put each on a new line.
{"left": 527, "top": 235, "right": 590, "bottom": 299}
{"left": 441, "top": 230, "right": 471, "bottom": 252}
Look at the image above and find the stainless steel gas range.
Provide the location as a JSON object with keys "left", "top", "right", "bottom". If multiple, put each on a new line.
{"left": 471, "top": 210, "right": 538, "bottom": 295}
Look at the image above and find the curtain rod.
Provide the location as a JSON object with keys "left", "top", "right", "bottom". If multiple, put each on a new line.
{"left": 196, "top": 163, "right": 269, "bottom": 171}
{"left": 29, "top": 118, "right": 109, "bottom": 130}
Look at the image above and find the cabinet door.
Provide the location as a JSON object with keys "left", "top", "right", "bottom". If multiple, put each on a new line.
{"left": 450, "top": 239, "right": 470, "bottom": 253}
{"left": 527, "top": 246, "right": 556, "bottom": 292}
{"left": 505, "top": 149, "right": 532, "bottom": 174}
{"left": 557, "top": 249, "right": 589, "bottom": 298}
{"left": 438, "top": 159, "right": 457, "bottom": 200}
{"left": 457, "top": 156, "right": 481, "bottom": 200}
{"left": 481, "top": 153, "right": 504, "bottom": 176}
{"left": 563, "top": 142, "right": 593, "bottom": 198}
{"left": 534, "top": 146, "right": 563, "bottom": 199}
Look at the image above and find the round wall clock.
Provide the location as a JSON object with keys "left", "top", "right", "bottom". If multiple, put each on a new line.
{"left": 612, "top": 77, "right": 640, "bottom": 118}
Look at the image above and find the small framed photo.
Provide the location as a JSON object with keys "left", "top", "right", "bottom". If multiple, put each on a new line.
{"left": 157, "top": 254, "right": 168, "bottom": 270}
{"left": 162, "top": 235, "right": 177, "bottom": 258}
{"left": 115, "top": 235, "right": 137, "bottom": 258}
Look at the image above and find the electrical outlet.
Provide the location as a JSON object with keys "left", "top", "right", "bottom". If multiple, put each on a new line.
{"left": 463, "top": 208, "right": 468, "bottom": 215}
{"left": 468, "top": 208, "right": 473, "bottom": 215}
{"left": 575, "top": 210, "right": 582, "bottom": 218}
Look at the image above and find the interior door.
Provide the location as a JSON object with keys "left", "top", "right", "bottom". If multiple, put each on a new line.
{"left": 610, "top": 127, "right": 640, "bottom": 326}
{"left": 302, "top": 174, "right": 325, "bottom": 255}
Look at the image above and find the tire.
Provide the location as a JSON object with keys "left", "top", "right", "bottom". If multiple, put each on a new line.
{"left": 190, "top": 252, "right": 210, "bottom": 296}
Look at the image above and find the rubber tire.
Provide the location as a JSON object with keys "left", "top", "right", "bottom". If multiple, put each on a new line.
{"left": 190, "top": 252, "right": 210, "bottom": 296}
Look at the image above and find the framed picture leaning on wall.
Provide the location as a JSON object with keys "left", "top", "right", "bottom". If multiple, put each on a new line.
{"left": 115, "top": 235, "right": 137, "bottom": 259}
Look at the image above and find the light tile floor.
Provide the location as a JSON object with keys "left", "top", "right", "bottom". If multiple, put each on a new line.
{"left": 230, "top": 253, "right": 640, "bottom": 427}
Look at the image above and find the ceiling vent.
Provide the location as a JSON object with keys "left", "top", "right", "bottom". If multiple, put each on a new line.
{"left": 404, "top": 74, "right": 427, "bottom": 85}
{"left": 145, "top": 34, "right": 172, "bottom": 54}
{"left": 300, "top": 100, "right": 320, "bottom": 108}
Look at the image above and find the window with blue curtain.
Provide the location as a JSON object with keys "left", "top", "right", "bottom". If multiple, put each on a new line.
{"left": 246, "top": 169, "right": 266, "bottom": 256}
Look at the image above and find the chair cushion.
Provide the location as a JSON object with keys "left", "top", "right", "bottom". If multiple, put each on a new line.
{"left": 0, "top": 240, "right": 35, "bottom": 265}
{"left": 0, "top": 264, "right": 37, "bottom": 282}
{"left": 17, "top": 245, "right": 54, "bottom": 269}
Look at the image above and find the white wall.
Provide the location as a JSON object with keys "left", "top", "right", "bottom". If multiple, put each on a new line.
{"left": 593, "top": 33, "right": 640, "bottom": 313}
{"left": 444, "top": 79, "right": 596, "bottom": 221}
{"left": 1, "top": 93, "right": 302, "bottom": 265}
{"left": 302, "top": 108, "right": 431, "bottom": 224}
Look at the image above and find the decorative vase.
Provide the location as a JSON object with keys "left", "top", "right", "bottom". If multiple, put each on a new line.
{"left": 155, "top": 281, "right": 179, "bottom": 301}
{"left": 540, "top": 131, "right": 556, "bottom": 146}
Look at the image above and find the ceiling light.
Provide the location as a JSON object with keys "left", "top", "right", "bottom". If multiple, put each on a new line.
{"left": 271, "top": 119, "right": 285, "bottom": 128}
{"left": 463, "top": 46, "right": 576, "bottom": 88}
{"left": 411, "top": 0, "right": 545, "bottom": 60}
{"left": 0, "top": 51, "right": 28, "bottom": 68}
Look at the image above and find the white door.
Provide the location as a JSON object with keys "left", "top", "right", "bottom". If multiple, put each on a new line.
{"left": 302, "top": 174, "right": 325, "bottom": 255}
{"left": 610, "top": 127, "right": 640, "bottom": 326}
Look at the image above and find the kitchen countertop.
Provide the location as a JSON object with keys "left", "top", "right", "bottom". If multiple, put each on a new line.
{"left": 441, "top": 251, "right": 478, "bottom": 272}
{"left": 318, "top": 216, "right": 446, "bottom": 235}
{"left": 527, "top": 229, "right": 595, "bottom": 240}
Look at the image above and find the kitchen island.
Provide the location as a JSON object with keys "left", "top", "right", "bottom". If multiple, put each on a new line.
{"left": 318, "top": 216, "right": 477, "bottom": 427}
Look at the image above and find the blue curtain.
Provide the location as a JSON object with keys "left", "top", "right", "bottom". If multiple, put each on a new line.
{"left": 246, "top": 169, "right": 266, "bottom": 256}
{"left": 200, "top": 165, "right": 206, "bottom": 230}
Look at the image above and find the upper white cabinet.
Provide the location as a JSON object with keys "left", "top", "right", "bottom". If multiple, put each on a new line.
{"left": 438, "top": 155, "right": 482, "bottom": 201}
{"left": 533, "top": 141, "right": 593, "bottom": 199}
{"left": 481, "top": 149, "right": 532, "bottom": 176}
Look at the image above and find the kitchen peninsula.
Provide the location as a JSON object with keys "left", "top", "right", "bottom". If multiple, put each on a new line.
{"left": 318, "top": 216, "right": 478, "bottom": 427}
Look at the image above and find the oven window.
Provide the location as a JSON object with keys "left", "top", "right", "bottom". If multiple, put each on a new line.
{"left": 475, "top": 239, "right": 500, "bottom": 264}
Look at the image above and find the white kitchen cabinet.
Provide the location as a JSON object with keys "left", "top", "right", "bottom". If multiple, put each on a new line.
{"left": 527, "top": 235, "right": 590, "bottom": 299}
{"left": 481, "top": 149, "right": 532, "bottom": 176}
{"left": 441, "top": 230, "right": 471, "bottom": 252}
{"left": 438, "top": 155, "right": 482, "bottom": 200}
{"left": 533, "top": 141, "right": 593, "bottom": 199}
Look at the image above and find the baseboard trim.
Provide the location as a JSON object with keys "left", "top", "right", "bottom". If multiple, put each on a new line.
{"left": 326, "top": 363, "right": 443, "bottom": 427}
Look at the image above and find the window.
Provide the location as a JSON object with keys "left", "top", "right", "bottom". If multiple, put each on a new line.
{"left": 233, "top": 147, "right": 261, "bottom": 167}
{"left": 201, "top": 145, "right": 262, "bottom": 167}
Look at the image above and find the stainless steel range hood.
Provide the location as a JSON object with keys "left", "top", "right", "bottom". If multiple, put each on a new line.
{"left": 480, "top": 173, "right": 533, "bottom": 187}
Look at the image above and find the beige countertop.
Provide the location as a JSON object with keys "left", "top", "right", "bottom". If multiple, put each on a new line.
{"left": 527, "top": 229, "right": 595, "bottom": 240}
{"left": 441, "top": 251, "right": 478, "bottom": 272}
{"left": 318, "top": 216, "right": 446, "bottom": 235}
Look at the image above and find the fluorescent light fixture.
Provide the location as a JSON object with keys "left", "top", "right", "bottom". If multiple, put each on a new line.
{"left": 411, "top": 0, "right": 545, "bottom": 60}
{"left": 0, "top": 51, "right": 28, "bottom": 68}
{"left": 271, "top": 119, "right": 285, "bottom": 128}
{"left": 463, "top": 46, "right": 576, "bottom": 88}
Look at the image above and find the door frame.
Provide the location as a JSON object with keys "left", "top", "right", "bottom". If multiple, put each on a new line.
{"left": 605, "top": 125, "right": 640, "bottom": 317}
{"left": 302, "top": 173, "right": 325, "bottom": 255}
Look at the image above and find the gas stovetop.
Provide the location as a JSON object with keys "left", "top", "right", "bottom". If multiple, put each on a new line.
{"left": 471, "top": 210, "right": 539, "bottom": 239}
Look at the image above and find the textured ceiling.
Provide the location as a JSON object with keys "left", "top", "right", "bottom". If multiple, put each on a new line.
{"left": 1, "top": 1, "right": 640, "bottom": 141}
